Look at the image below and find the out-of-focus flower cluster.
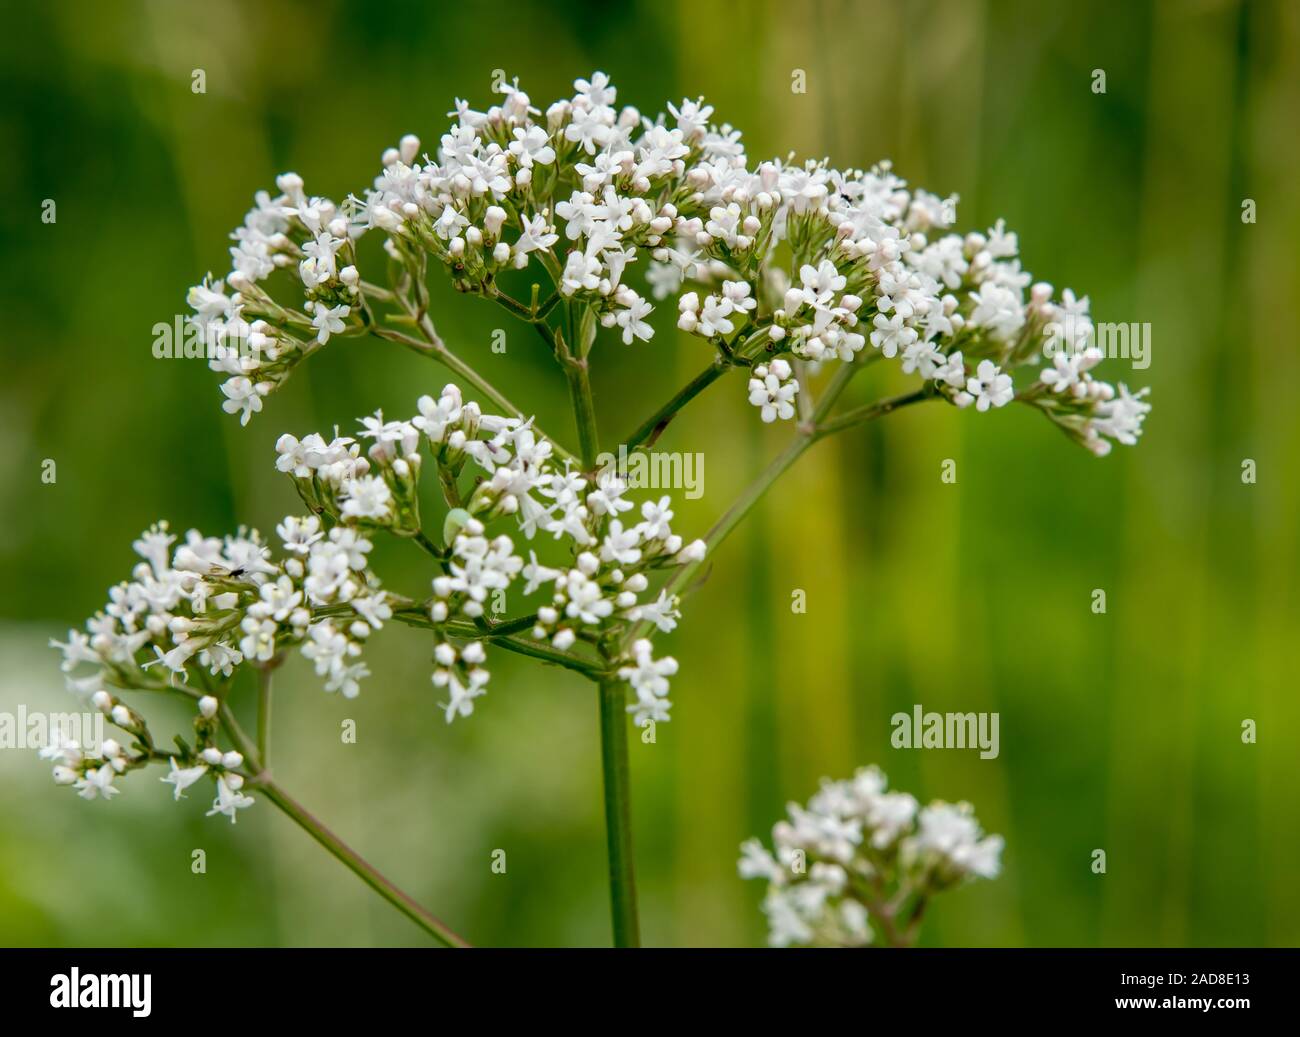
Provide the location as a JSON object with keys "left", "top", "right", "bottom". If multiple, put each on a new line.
{"left": 739, "top": 766, "right": 1003, "bottom": 947}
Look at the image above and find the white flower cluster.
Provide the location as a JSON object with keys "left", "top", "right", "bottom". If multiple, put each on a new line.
{"left": 47, "top": 363, "right": 706, "bottom": 816}
{"left": 45, "top": 509, "right": 393, "bottom": 813}
{"left": 746, "top": 359, "right": 799, "bottom": 423}
{"left": 277, "top": 383, "right": 701, "bottom": 723}
{"left": 52, "top": 519, "right": 382, "bottom": 693}
{"left": 186, "top": 71, "right": 1148, "bottom": 455}
{"left": 739, "top": 766, "right": 1003, "bottom": 947}
{"left": 38, "top": 658, "right": 257, "bottom": 824}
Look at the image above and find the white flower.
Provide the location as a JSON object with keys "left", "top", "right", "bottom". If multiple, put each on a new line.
{"left": 618, "top": 638, "right": 677, "bottom": 702}
{"left": 515, "top": 212, "right": 559, "bottom": 255}
{"left": 207, "top": 773, "right": 255, "bottom": 823}
{"left": 277, "top": 514, "right": 324, "bottom": 554}
{"left": 510, "top": 125, "right": 556, "bottom": 168}
{"left": 220, "top": 377, "right": 270, "bottom": 426}
{"left": 614, "top": 295, "right": 654, "bottom": 344}
{"left": 967, "top": 282, "right": 1025, "bottom": 342}
{"left": 560, "top": 250, "right": 601, "bottom": 295}
{"left": 961, "top": 359, "right": 1014, "bottom": 411}
{"left": 929, "top": 350, "right": 965, "bottom": 390}
{"left": 600, "top": 520, "right": 642, "bottom": 566}
{"left": 799, "top": 259, "right": 846, "bottom": 305}
{"left": 636, "top": 495, "right": 674, "bottom": 540}
{"left": 1092, "top": 383, "right": 1151, "bottom": 446}
{"left": 870, "top": 312, "right": 918, "bottom": 359}
{"left": 340, "top": 475, "right": 393, "bottom": 522}
{"left": 737, "top": 838, "right": 781, "bottom": 881}
{"left": 413, "top": 385, "right": 464, "bottom": 442}
{"left": 199, "top": 642, "right": 243, "bottom": 677}
{"left": 747, "top": 361, "right": 799, "bottom": 423}
{"left": 308, "top": 302, "right": 349, "bottom": 345}
{"left": 351, "top": 592, "right": 392, "bottom": 629}
{"left": 627, "top": 589, "right": 680, "bottom": 633}
{"left": 574, "top": 70, "right": 617, "bottom": 108}
{"left": 697, "top": 295, "right": 735, "bottom": 337}
{"left": 911, "top": 802, "right": 1004, "bottom": 879}
{"left": 75, "top": 765, "right": 120, "bottom": 801}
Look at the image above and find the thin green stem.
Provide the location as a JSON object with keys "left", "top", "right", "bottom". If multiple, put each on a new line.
{"left": 215, "top": 702, "right": 469, "bottom": 947}
{"left": 359, "top": 280, "right": 397, "bottom": 303}
{"left": 258, "top": 782, "right": 470, "bottom": 947}
{"left": 256, "top": 667, "right": 272, "bottom": 764}
{"left": 620, "top": 385, "right": 933, "bottom": 651}
{"left": 793, "top": 360, "right": 816, "bottom": 424}
{"left": 387, "top": 609, "right": 608, "bottom": 678}
{"left": 412, "top": 528, "right": 446, "bottom": 560}
{"left": 812, "top": 387, "right": 934, "bottom": 440}
{"left": 490, "top": 632, "right": 608, "bottom": 677}
{"left": 436, "top": 464, "right": 463, "bottom": 508}
{"left": 477, "top": 612, "right": 539, "bottom": 637}
{"left": 622, "top": 359, "right": 730, "bottom": 452}
{"left": 597, "top": 676, "right": 640, "bottom": 947}
{"left": 565, "top": 357, "right": 601, "bottom": 470}
{"left": 372, "top": 324, "right": 578, "bottom": 467}
{"left": 812, "top": 355, "right": 877, "bottom": 424}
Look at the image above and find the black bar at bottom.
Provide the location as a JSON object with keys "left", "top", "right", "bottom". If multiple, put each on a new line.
{"left": 0, "top": 947, "right": 1287, "bottom": 1022}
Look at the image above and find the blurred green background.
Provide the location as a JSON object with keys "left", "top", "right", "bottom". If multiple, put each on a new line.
{"left": 2, "top": 0, "right": 1296, "bottom": 947}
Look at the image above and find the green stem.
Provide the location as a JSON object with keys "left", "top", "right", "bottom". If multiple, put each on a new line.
{"left": 491, "top": 632, "right": 608, "bottom": 677}
{"left": 811, "top": 354, "right": 875, "bottom": 423}
{"left": 436, "top": 464, "right": 463, "bottom": 508}
{"left": 259, "top": 782, "right": 471, "bottom": 948}
{"left": 622, "top": 359, "right": 729, "bottom": 452}
{"left": 256, "top": 667, "right": 272, "bottom": 764}
{"left": 412, "top": 529, "right": 446, "bottom": 560}
{"left": 388, "top": 609, "right": 608, "bottom": 678}
{"left": 812, "top": 387, "right": 933, "bottom": 440}
{"left": 620, "top": 386, "right": 933, "bottom": 651}
{"left": 565, "top": 357, "right": 601, "bottom": 471}
{"left": 215, "top": 702, "right": 469, "bottom": 947}
{"left": 372, "top": 325, "right": 578, "bottom": 467}
{"left": 598, "top": 676, "right": 640, "bottom": 947}
{"left": 620, "top": 432, "right": 814, "bottom": 650}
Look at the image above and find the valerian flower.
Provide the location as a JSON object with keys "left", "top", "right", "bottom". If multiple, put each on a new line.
{"left": 41, "top": 69, "right": 1144, "bottom": 947}
{"left": 185, "top": 70, "right": 1147, "bottom": 455}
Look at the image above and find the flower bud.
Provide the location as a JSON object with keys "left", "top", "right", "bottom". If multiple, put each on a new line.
{"left": 483, "top": 206, "right": 507, "bottom": 236}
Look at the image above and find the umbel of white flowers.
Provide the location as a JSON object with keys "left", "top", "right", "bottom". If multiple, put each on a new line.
{"left": 48, "top": 380, "right": 700, "bottom": 817}
{"left": 739, "top": 766, "right": 1004, "bottom": 948}
{"left": 42, "top": 72, "right": 1134, "bottom": 946}
{"left": 189, "top": 70, "right": 1149, "bottom": 454}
